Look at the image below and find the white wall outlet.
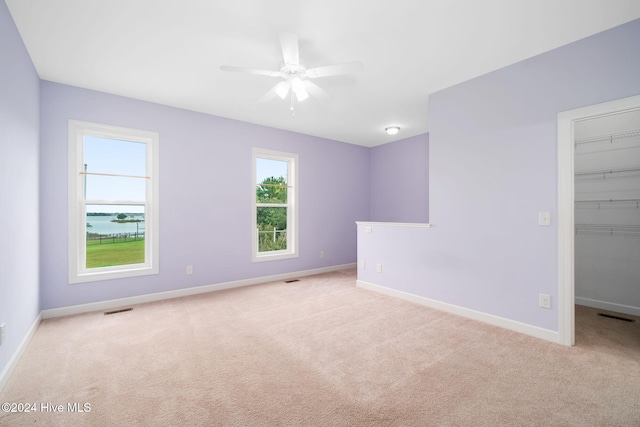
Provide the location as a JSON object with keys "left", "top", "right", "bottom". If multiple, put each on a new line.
{"left": 0, "top": 323, "right": 5, "bottom": 346}
{"left": 320, "top": 250, "right": 325, "bottom": 258}
{"left": 186, "top": 265, "right": 193, "bottom": 275}
{"left": 539, "top": 293, "right": 551, "bottom": 309}
{"left": 376, "top": 263, "right": 382, "bottom": 273}
{"left": 364, "top": 226, "right": 372, "bottom": 233}
{"left": 360, "top": 260, "right": 366, "bottom": 269}
{"left": 538, "top": 211, "right": 551, "bottom": 226}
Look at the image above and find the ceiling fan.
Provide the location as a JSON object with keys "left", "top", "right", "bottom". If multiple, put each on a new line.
{"left": 220, "top": 33, "right": 362, "bottom": 114}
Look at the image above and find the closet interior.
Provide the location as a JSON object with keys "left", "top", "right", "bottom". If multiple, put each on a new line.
{"left": 574, "top": 108, "right": 640, "bottom": 320}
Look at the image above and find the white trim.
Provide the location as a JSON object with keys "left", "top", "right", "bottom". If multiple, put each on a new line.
{"left": 68, "top": 120, "right": 159, "bottom": 284}
{"left": 355, "top": 221, "right": 431, "bottom": 228}
{"left": 557, "top": 94, "right": 640, "bottom": 347}
{"left": 576, "top": 297, "right": 640, "bottom": 318}
{"left": 557, "top": 110, "right": 576, "bottom": 347}
{"left": 357, "top": 280, "right": 560, "bottom": 344}
{"left": 42, "top": 263, "right": 356, "bottom": 319}
{"left": 0, "top": 313, "right": 42, "bottom": 392}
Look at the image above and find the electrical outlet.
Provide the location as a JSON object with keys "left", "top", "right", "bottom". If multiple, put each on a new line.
{"left": 376, "top": 263, "right": 382, "bottom": 273}
{"left": 360, "top": 260, "right": 366, "bottom": 269}
{"left": 539, "top": 293, "right": 551, "bottom": 309}
{"left": 320, "top": 250, "right": 325, "bottom": 258}
{"left": 0, "top": 323, "right": 5, "bottom": 346}
{"left": 186, "top": 265, "right": 193, "bottom": 275}
{"left": 364, "top": 226, "right": 372, "bottom": 233}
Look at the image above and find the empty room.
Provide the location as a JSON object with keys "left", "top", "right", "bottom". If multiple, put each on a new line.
{"left": 1, "top": 1, "right": 640, "bottom": 425}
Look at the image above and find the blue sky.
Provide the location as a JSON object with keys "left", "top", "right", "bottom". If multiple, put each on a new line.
{"left": 256, "top": 158, "right": 288, "bottom": 183}
{"left": 84, "top": 136, "right": 146, "bottom": 214}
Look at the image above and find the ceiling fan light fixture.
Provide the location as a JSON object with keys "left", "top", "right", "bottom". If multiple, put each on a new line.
{"left": 274, "top": 81, "right": 290, "bottom": 99}
{"left": 385, "top": 126, "right": 400, "bottom": 135}
{"left": 291, "top": 77, "right": 309, "bottom": 102}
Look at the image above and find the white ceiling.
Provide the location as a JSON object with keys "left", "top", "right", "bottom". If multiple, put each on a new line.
{"left": 6, "top": 0, "right": 640, "bottom": 147}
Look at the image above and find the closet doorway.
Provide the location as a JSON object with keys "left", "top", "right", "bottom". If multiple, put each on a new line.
{"left": 558, "top": 95, "right": 640, "bottom": 346}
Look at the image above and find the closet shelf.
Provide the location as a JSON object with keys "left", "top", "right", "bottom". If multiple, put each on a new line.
{"left": 575, "top": 198, "right": 640, "bottom": 208}
{"left": 575, "top": 223, "right": 640, "bottom": 234}
{"left": 575, "top": 128, "right": 640, "bottom": 147}
{"left": 575, "top": 166, "right": 640, "bottom": 179}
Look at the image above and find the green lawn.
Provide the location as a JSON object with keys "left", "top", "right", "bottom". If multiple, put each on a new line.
{"left": 86, "top": 238, "right": 145, "bottom": 268}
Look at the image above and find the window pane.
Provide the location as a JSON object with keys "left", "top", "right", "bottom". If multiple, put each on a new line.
{"left": 83, "top": 136, "right": 147, "bottom": 201}
{"left": 86, "top": 205, "right": 145, "bottom": 269}
{"left": 256, "top": 181, "right": 287, "bottom": 204}
{"left": 256, "top": 158, "right": 288, "bottom": 203}
{"left": 84, "top": 136, "right": 146, "bottom": 176}
{"left": 85, "top": 174, "right": 146, "bottom": 201}
{"left": 257, "top": 207, "right": 287, "bottom": 252}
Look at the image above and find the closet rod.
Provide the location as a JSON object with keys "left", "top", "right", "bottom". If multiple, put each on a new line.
{"left": 575, "top": 198, "right": 640, "bottom": 203}
{"left": 574, "top": 128, "right": 640, "bottom": 146}
{"left": 575, "top": 166, "right": 640, "bottom": 178}
{"left": 575, "top": 198, "right": 640, "bottom": 207}
{"left": 575, "top": 223, "right": 640, "bottom": 234}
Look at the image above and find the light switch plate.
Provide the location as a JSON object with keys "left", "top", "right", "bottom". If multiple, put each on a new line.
{"left": 538, "top": 212, "right": 551, "bottom": 226}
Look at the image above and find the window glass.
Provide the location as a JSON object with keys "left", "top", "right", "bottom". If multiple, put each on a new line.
{"left": 85, "top": 175, "right": 146, "bottom": 201}
{"left": 257, "top": 207, "right": 287, "bottom": 252}
{"left": 85, "top": 205, "right": 145, "bottom": 269}
{"left": 84, "top": 136, "right": 146, "bottom": 176}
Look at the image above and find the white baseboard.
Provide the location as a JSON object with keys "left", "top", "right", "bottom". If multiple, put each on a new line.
{"left": 0, "top": 313, "right": 42, "bottom": 392}
{"left": 357, "top": 280, "right": 560, "bottom": 344}
{"left": 42, "top": 264, "right": 356, "bottom": 319}
{"left": 575, "top": 297, "right": 640, "bottom": 317}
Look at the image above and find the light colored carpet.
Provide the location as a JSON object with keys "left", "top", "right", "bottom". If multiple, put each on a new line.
{"left": 1, "top": 269, "right": 639, "bottom": 426}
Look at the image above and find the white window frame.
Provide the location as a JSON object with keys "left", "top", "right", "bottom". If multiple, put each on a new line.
{"left": 68, "top": 120, "right": 159, "bottom": 283}
{"left": 252, "top": 148, "right": 299, "bottom": 262}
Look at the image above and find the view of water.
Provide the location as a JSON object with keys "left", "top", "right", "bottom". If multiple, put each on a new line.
{"left": 85, "top": 214, "right": 145, "bottom": 236}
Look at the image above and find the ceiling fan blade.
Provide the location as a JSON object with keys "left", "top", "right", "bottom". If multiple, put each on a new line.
{"left": 220, "top": 65, "right": 281, "bottom": 77}
{"left": 258, "top": 86, "right": 278, "bottom": 103}
{"left": 259, "top": 82, "right": 290, "bottom": 103}
{"left": 303, "top": 80, "right": 333, "bottom": 102}
{"left": 279, "top": 32, "right": 299, "bottom": 65}
{"left": 304, "top": 61, "right": 363, "bottom": 78}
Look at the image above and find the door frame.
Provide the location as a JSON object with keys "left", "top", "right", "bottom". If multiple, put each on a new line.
{"left": 557, "top": 94, "right": 640, "bottom": 346}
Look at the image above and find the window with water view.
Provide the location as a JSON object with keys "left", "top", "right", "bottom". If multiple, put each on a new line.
{"left": 68, "top": 120, "right": 159, "bottom": 283}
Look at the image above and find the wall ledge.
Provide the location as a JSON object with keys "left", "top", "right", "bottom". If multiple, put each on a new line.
{"left": 356, "top": 221, "right": 431, "bottom": 228}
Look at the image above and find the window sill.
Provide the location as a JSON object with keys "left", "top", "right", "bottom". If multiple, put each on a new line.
{"left": 69, "top": 265, "right": 159, "bottom": 284}
{"left": 252, "top": 251, "right": 299, "bottom": 263}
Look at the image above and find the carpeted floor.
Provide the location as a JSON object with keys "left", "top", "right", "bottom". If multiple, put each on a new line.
{"left": 1, "top": 269, "right": 639, "bottom": 426}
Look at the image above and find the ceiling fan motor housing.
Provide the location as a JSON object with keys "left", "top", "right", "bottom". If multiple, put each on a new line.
{"left": 281, "top": 64, "right": 307, "bottom": 79}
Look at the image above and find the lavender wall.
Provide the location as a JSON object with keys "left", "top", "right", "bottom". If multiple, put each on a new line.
{"left": 0, "top": 0, "right": 40, "bottom": 378}
{"left": 369, "top": 134, "right": 429, "bottom": 223}
{"left": 39, "top": 82, "right": 370, "bottom": 309}
{"left": 359, "top": 19, "right": 640, "bottom": 331}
